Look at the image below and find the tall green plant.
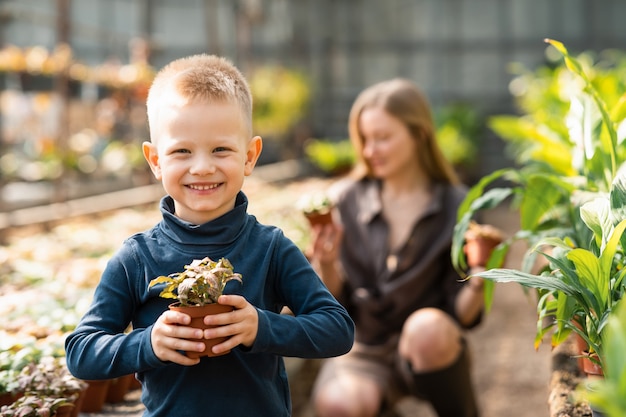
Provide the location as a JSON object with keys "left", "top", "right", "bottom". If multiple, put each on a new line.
{"left": 452, "top": 39, "right": 626, "bottom": 290}
{"left": 452, "top": 39, "right": 626, "bottom": 359}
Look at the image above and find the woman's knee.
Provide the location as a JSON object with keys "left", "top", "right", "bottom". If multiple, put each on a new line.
{"left": 398, "top": 308, "right": 463, "bottom": 371}
{"left": 313, "top": 375, "right": 382, "bottom": 417}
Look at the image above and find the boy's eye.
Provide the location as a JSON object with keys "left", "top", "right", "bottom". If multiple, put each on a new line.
{"left": 173, "top": 148, "right": 191, "bottom": 154}
{"left": 213, "top": 147, "right": 229, "bottom": 153}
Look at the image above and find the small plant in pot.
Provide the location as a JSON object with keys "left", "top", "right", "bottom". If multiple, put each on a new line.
{"left": 0, "top": 370, "right": 22, "bottom": 407}
{"left": 297, "top": 192, "right": 334, "bottom": 228}
{"left": 463, "top": 221, "right": 505, "bottom": 268}
{"left": 14, "top": 356, "right": 88, "bottom": 417}
{"left": 0, "top": 394, "right": 74, "bottom": 417}
{"left": 16, "top": 357, "right": 88, "bottom": 399}
{"left": 148, "top": 257, "right": 243, "bottom": 358}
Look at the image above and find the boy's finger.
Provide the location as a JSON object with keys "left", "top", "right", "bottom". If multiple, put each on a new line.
{"left": 163, "top": 310, "right": 192, "bottom": 325}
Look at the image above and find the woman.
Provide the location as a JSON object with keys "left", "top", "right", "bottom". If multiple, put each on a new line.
{"left": 309, "top": 78, "right": 488, "bottom": 417}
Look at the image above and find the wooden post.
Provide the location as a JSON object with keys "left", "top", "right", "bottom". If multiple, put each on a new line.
{"left": 54, "top": 0, "right": 71, "bottom": 203}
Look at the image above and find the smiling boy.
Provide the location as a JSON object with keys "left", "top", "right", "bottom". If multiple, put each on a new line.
{"left": 65, "top": 54, "right": 354, "bottom": 417}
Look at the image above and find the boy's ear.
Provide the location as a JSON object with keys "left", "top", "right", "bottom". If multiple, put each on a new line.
{"left": 244, "top": 136, "right": 263, "bottom": 176}
{"left": 142, "top": 141, "right": 162, "bottom": 180}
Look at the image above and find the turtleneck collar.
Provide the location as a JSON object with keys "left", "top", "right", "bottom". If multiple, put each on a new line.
{"left": 158, "top": 191, "right": 250, "bottom": 247}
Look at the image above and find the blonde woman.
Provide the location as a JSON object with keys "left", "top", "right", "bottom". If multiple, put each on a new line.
{"left": 310, "top": 79, "right": 486, "bottom": 417}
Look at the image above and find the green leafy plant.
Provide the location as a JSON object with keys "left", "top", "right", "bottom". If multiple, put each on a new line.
{"left": 434, "top": 103, "right": 482, "bottom": 170}
{"left": 16, "top": 356, "right": 87, "bottom": 399}
{"left": 0, "top": 393, "right": 73, "bottom": 417}
{"left": 250, "top": 65, "right": 310, "bottom": 138}
{"left": 474, "top": 182, "right": 626, "bottom": 361}
{"left": 148, "top": 257, "right": 243, "bottom": 306}
{"left": 451, "top": 38, "right": 626, "bottom": 363}
{"left": 0, "top": 370, "right": 20, "bottom": 399}
{"left": 584, "top": 299, "right": 626, "bottom": 417}
{"left": 304, "top": 138, "right": 355, "bottom": 175}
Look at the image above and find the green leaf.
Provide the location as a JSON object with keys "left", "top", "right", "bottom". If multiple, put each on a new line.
{"left": 580, "top": 197, "right": 612, "bottom": 250}
{"left": 567, "top": 248, "right": 605, "bottom": 309}
{"left": 520, "top": 175, "right": 568, "bottom": 230}
{"left": 545, "top": 37, "right": 618, "bottom": 185}
{"left": 544, "top": 252, "right": 597, "bottom": 313}
{"left": 599, "top": 219, "right": 626, "bottom": 281}
{"left": 545, "top": 38, "right": 586, "bottom": 82}
{"left": 476, "top": 268, "right": 578, "bottom": 295}
{"left": 451, "top": 173, "right": 513, "bottom": 273}
{"left": 586, "top": 300, "right": 626, "bottom": 415}
{"left": 610, "top": 164, "right": 626, "bottom": 223}
{"left": 487, "top": 116, "right": 574, "bottom": 174}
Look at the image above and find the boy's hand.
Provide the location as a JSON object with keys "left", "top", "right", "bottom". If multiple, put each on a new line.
{"left": 151, "top": 311, "right": 203, "bottom": 366}
{"left": 202, "top": 295, "right": 258, "bottom": 355}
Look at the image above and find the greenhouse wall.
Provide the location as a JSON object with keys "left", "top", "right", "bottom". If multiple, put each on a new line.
{"left": 2, "top": 0, "right": 626, "bottom": 179}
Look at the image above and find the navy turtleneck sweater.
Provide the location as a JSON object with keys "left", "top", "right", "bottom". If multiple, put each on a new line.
{"left": 65, "top": 192, "right": 354, "bottom": 417}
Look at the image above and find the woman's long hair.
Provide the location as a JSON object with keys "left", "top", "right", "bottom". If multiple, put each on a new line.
{"left": 347, "top": 78, "right": 459, "bottom": 185}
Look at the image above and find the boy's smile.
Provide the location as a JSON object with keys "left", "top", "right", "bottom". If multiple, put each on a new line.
{"left": 143, "top": 98, "right": 262, "bottom": 225}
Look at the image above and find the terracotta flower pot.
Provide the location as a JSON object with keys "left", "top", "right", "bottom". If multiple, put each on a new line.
{"left": 464, "top": 221, "right": 504, "bottom": 267}
{"left": 464, "top": 235, "right": 501, "bottom": 267}
{"left": 80, "top": 379, "right": 111, "bottom": 413}
{"left": 0, "top": 391, "right": 23, "bottom": 407}
{"left": 69, "top": 388, "right": 86, "bottom": 417}
{"left": 54, "top": 403, "right": 75, "bottom": 417}
{"left": 105, "top": 374, "right": 134, "bottom": 403}
{"left": 169, "top": 302, "right": 234, "bottom": 358}
{"left": 304, "top": 210, "right": 333, "bottom": 228}
{"left": 128, "top": 374, "right": 141, "bottom": 391}
{"left": 581, "top": 352, "right": 603, "bottom": 377}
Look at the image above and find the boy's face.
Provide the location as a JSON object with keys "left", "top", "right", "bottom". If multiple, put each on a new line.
{"left": 143, "top": 98, "right": 262, "bottom": 225}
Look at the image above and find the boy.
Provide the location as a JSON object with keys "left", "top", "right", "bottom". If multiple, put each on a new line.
{"left": 65, "top": 54, "right": 354, "bottom": 417}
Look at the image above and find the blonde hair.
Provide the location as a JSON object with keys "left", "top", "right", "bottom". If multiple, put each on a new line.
{"left": 348, "top": 78, "right": 459, "bottom": 185}
{"left": 146, "top": 54, "right": 253, "bottom": 136}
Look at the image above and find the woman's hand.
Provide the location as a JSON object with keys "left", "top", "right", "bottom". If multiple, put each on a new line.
{"left": 310, "top": 222, "right": 343, "bottom": 265}
{"left": 307, "top": 222, "right": 345, "bottom": 296}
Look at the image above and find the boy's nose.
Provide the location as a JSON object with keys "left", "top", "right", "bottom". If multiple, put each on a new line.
{"left": 189, "top": 156, "right": 216, "bottom": 175}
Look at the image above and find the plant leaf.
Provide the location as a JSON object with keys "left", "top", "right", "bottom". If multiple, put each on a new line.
{"left": 566, "top": 248, "right": 605, "bottom": 310}
{"left": 580, "top": 197, "right": 612, "bottom": 250}
{"left": 148, "top": 276, "right": 174, "bottom": 287}
{"left": 475, "top": 268, "right": 578, "bottom": 295}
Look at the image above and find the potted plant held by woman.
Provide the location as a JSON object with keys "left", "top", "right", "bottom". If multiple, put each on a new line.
{"left": 148, "top": 257, "right": 243, "bottom": 358}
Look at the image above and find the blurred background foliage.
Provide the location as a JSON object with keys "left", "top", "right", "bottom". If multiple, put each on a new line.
{"left": 304, "top": 102, "right": 484, "bottom": 182}
{"left": 488, "top": 47, "right": 626, "bottom": 174}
